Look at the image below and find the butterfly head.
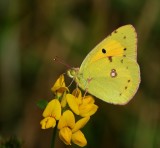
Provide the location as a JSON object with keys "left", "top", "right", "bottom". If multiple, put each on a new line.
{"left": 67, "top": 68, "right": 79, "bottom": 79}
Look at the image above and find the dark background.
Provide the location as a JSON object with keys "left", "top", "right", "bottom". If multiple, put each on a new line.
{"left": 0, "top": 0, "right": 160, "bottom": 147}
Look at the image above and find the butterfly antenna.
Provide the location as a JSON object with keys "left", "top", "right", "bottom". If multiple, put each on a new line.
{"left": 54, "top": 56, "right": 71, "bottom": 69}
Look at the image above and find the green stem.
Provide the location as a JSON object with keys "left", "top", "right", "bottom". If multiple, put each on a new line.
{"left": 50, "top": 123, "right": 57, "bottom": 148}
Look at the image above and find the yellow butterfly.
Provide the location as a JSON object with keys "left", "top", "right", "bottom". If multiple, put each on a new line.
{"left": 67, "top": 25, "right": 140, "bottom": 105}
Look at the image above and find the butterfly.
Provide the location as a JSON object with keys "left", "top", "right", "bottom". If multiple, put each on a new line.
{"left": 67, "top": 25, "right": 140, "bottom": 105}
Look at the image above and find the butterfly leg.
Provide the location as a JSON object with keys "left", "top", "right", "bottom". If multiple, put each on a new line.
{"left": 67, "top": 77, "right": 75, "bottom": 88}
{"left": 83, "top": 77, "right": 93, "bottom": 98}
{"left": 83, "top": 88, "right": 88, "bottom": 98}
{"left": 74, "top": 83, "right": 80, "bottom": 97}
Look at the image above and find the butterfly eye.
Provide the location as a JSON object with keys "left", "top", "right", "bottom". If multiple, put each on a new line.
{"left": 102, "top": 48, "right": 106, "bottom": 54}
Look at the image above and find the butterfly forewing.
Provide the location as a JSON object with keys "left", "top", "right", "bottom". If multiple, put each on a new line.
{"left": 80, "top": 25, "right": 137, "bottom": 71}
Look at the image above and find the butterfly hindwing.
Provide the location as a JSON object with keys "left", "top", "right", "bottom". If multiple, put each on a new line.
{"left": 78, "top": 57, "right": 140, "bottom": 104}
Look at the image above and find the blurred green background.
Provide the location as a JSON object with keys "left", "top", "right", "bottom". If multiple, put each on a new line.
{"left": 0, "top": 0, "right": 160, "bottom": 147}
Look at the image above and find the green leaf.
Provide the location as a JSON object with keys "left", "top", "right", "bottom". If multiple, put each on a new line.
{"left": 37, "top": 99, "right": 48, "bottom": 109}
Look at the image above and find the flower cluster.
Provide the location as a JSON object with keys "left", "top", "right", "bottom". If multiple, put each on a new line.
{"left": 40, "top": 75, "right": 98, "bottom": 147}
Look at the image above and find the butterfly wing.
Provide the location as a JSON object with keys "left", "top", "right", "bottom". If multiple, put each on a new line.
{"left": 80, "top": 25, "right": 137, "bottom": 70}
{"left": 78, "top": 57, "right": 140, "bottom": 104}
{"left": 77, "top": 25, "right": 140, "bottom": 104}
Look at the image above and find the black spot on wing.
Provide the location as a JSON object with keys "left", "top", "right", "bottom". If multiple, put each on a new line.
{"left": 102, "top": 48, "right": 106, "bottom": 54}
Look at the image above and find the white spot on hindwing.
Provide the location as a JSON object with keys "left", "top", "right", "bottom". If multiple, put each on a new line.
{"left": 110, "top": 69, "right": 117, "bottom": 78}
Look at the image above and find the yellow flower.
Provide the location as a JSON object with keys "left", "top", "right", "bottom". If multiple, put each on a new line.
{"left": 39, "top": 75, "right": 98, "bottom": 146}
{"left": 66, "top": 94, "right": 80, "bottom": 115}
{"left": 79, "top": 95, "right": 98, "bottom": 117}
{"left": 66, "top": 89, "right": 98, "bottom": 117}
{"left": 40, "top": 99, "right": 61, "bottom": 129}
{"left": 51, "top": 75, "right": 69, "bottom": 97}
{"left": 58, "top": 110, "right": 89, "bottom": 147}
{"left": 60, "top": 91, "right": 67, "bottom": 108}
{"left": 40, "top": 117, "right": 56, "bottom": 129}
